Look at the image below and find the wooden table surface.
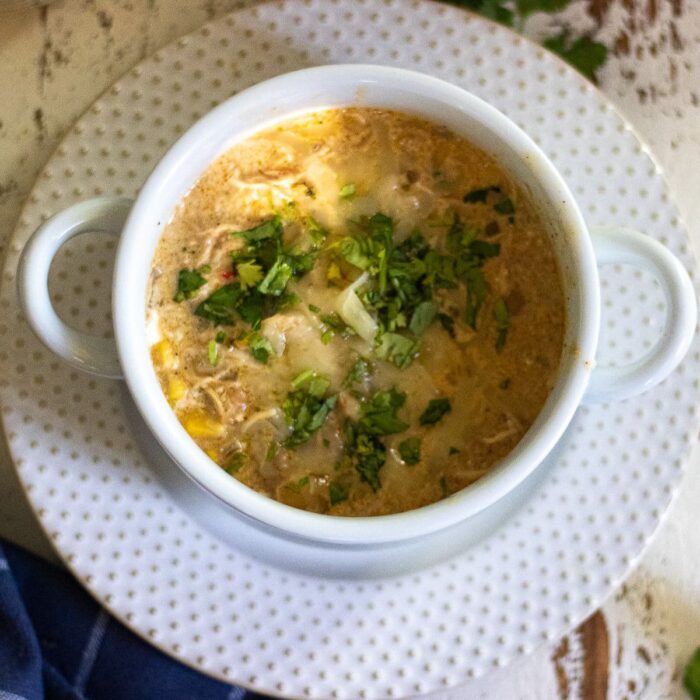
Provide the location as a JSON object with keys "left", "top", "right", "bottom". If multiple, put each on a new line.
{"left": 1, "top": 1, "right": 699, "bottom": 697}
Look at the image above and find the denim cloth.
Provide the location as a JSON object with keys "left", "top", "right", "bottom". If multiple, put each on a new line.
{"left": 0, "top": 539, "right": 271, "bottom": 700}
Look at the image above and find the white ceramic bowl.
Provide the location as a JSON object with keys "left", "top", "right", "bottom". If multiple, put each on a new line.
{"left": 17, "top": 65, "right": 696, "bottom": 553}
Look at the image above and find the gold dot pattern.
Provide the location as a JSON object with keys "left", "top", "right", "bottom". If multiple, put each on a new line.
{"left": 1, "top": 1, "right": 699, "bottom": 698}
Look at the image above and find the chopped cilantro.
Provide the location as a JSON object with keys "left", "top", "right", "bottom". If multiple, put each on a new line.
{"left": 258, "top": 257, "right": 293, "bottom": 296}
{"left": 248, "top": 332, "right": 273, "bottom": 364}
{"left": 493, "top": 197, "right": 515, "bottom": 216}
{"left": 398, "top": 436, "right": 421, "bottom": 465}
{"left": 215, "top": 330, "right": 226, "bottom": 343}
{"left": 492, "top": 298, "right": 510, "bottom": 351}
{"left": 449, "top": 446, "right": 460, "bottom": 455}
{"left": 334, "top": 212, "right": 500, "bottom": 365}
{"left": 234, "top": 216, "right": 283, "bottom": 246}
{"left": 329, "top": 481, "right": 349, "bottom": 505}
{"left": 343, "top": 421, "right": 386, "bottom": 491}
{"left": 499, "top": 378, "right": 511, "bottom": 390}
{"left": 409, "top": 301, "right": 438, "bottom": 336}
{"left": 308, "top": 303, "right": 321, "bottom": 313}
{"left": 469, "top": 240, "right": 501, "bottom": 258}
{"left": 359, "top": 388, "right": 408, "bottom": 436}
{"left": 283, "top": 371, "right": 337, "bottom": 447}
{"left": 342, "top": 357, "right": 372, "bottom": 388}
{"left": 236, "top": 260, "right": 264, "bottom": 290}
{"left": 375, "top": 332, "right": 417, "bottom": 369}
{"left": 684, "top": 647, "right": 700, "bottom": 700}
{"left": 173, "top": 268, "right": 207, "bottom": 302}
{"left": 342, "top": 387, "right": 409, "bottom": 491}
{"left": 439, "top": 476, "right": 450, "bottom": 498}
{"left": 319, "top": 312, "right": 356, "bottom": 344}
{"left": 277, "top": 291, "right": 300, "bottom": 310}
{"left": 236, "top": 289, "right": 265, "bottom": 329}
{"left": 305, "top": 216, "right": 328, "bottom": 243}
{"left": 420, "top": 398, "right": 451, "bottom": 426}
{"left": 462, "top": 186, "right": 501, "bottom": 204}
{"left": 266, "top": 441, "right": 278, "bottom": 461}
{"left": 297, "top": 476, "right": 310, "bottom": 488}
{"left": 445, "top": 214, "right": 500, "bottom": 329}
{"left": 339, "top": 183, "right": 356, "bottom": 199}
{"left": 224, "top": 452, "right": 245, "bottom": 474}
{"left": 207, "top": 339, "right": 218, "bottom": 367}
{"left": 464, "top": 268, "right": 487, "bottom": 330}
{"left": 194, "top": 283, "right": 244, "bottom": 325}
{"left": 335, "top": 235, "right": 384, "bottom": 274}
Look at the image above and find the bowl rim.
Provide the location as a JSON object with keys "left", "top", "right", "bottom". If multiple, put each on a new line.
{"left": 113, "top": 64, "right": 599, "bottom": 546}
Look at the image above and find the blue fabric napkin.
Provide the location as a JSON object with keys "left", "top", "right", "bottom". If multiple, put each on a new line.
{"left": 0, "top": 538, "right": 271, "bottom": 700}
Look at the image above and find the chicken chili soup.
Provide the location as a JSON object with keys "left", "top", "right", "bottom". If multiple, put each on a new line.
{"left": 147, "top": 108, "right": 566, "bottom": 517}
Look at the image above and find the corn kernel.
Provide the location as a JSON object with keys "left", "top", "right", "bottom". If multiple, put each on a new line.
{"left": 151, "top": 339, "right": 175, "bottom": 368}
{"left": 182, "top": 412, "right": 224, "bottom": 439}
{"left": 167, "top": 377, "right": 187, "bottom": 405}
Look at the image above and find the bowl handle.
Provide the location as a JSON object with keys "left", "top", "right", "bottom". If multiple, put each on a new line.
{"left": 17, "top": 197, "right": 133, "bottom": 379}
{"left": 584, "top": 225, "right": 697, "bottom": 404}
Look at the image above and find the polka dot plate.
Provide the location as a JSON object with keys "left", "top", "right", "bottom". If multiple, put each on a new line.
{"left": 2, "top": 1, "right": 699, "bottom": 698}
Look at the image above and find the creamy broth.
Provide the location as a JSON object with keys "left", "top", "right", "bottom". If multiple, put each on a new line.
{"left": 147, "top": 108, "right": 565, "bottom": 516}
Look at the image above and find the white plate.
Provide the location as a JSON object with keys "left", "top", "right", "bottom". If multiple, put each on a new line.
{"left": 1, "top": 1, "right": 699, "bottom": 698}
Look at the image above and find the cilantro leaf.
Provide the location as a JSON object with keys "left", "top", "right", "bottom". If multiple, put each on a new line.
{"left": 409, "top": 301, "right": 438, "bottom": 336}
{"left": 685, "top": 647, "right": 700, "bottom": 700}
{"left": 194, "top": 283, "right": 244, "bottom": 325}
{"left": 329, "top": 481, "right": 349, "bottom": 505}
{"left": 234, "top": 217, "right": 283, "bottom": 246}
{"left": 469, "top": 239, "right": 501, "bottom": 258}
{"left": 237, "top": 289, "right": 265, "bottom": 329}
{"left": 247, "top": 332, "right": 273, "bottom": 364}
{"left": 283, "top": 372, "right": 337, "bottom": 447}
{"left": 342, "top": 387, "right": 408, "bottom": 492}
{"left": 236, "top": 260, "right": 264, "bottom": 290}
{"left": 288, "top": 248, "right": 319, "bottom": 275}
{"left": 462, "top": 186, "right": 501, "bottom": 204}
{"left": 224, "top": 451, "right": 245, "bottom": 474}
{"left": 543, "top": 31, "right": 608, "bottom": 83}
{"left": 420, "top": 398, "right": 452, "bottom": 426}
{"left": 305, "top": 216, "right": 328, "bottom": 244}
{"left": 335, "top": 236, "right": 384, "bottom": 272}
{"left": 342, "top": 357, "right": 372, "bottom": 388}
{"left": 492, "top": 297, "right": 510, "bottom": 351}
{"left": 440, "top": 476, "right": 450, "bottom": 498}
{"left": 493, "top": 197, "right": 515, "bottom": 216}
{"left": 464, "top": 267, "right": 487, "bottom": 330}
{"left": 344, "top": 421, "right": 386, "bottom": 492}
{"left": 375, "top": 332, "right": 418, "bottom": 369}
{"left": 319, "top": 312, "right": 357, "bottom": 344}
{"left": 398, "top": 436, "right": 421, "bottom": 465}
{"left": 258, "top": 258, "right": 294, "bottom": 296}
{"left": 207, "top": 339, "right": 218, "bottom": 367}
{"left": 359, "top": 388, "right": 408, "bottom": 436}
{"left": 174, "top": 268, "right": 207, "bottom": 302}
{"left": 339, "top": 183, "right": 356, "bottom": 199}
